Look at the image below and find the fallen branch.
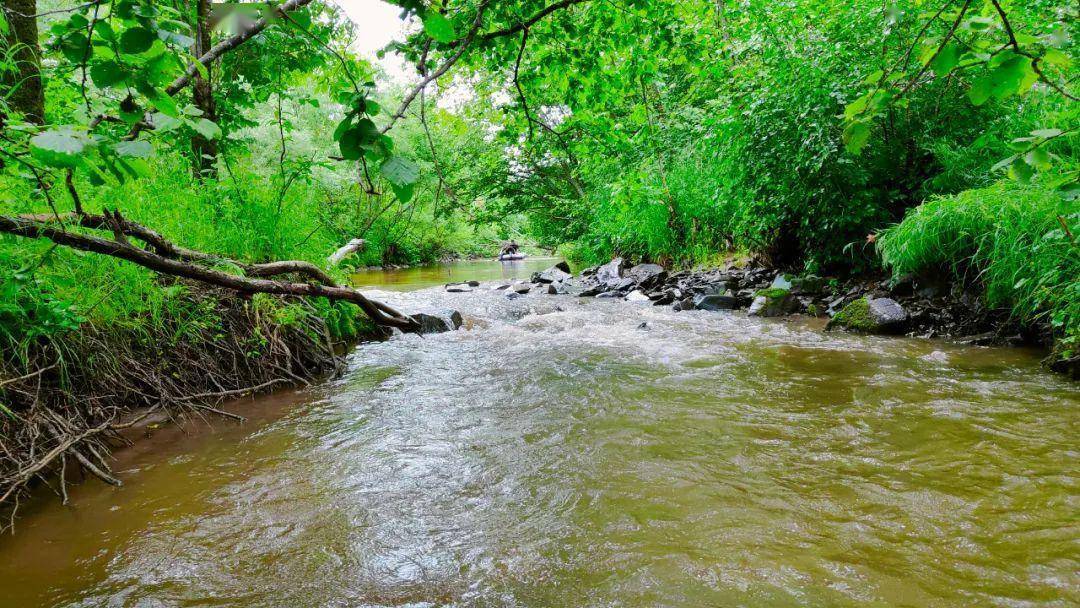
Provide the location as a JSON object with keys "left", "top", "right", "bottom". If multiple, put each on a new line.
{"left": 0, "top": 213, "right": 419, "bottom": 330}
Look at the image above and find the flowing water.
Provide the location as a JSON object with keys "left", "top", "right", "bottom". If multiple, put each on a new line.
{"left": 2, "top": 261, "right": 1078, "bottom": 607}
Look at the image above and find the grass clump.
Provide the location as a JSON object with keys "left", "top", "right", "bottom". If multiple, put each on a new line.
{"left": 755, "top": 287, "right": 791, "bottom": 299}
{"left": 876, "top": 182, "right": 1079, "bottom": 357}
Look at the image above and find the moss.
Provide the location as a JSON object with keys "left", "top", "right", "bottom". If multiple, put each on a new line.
{"left": 806, "top": 303, "right": 821, "bottom": 317}
{"left": 831, "top": 297, "right": 874, "bottom": 331}
{"left": 755, "top": 287, "right": 790, "bottom": 299}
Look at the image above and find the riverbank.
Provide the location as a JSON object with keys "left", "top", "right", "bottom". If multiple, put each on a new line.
{"left": 484, "top": 258, "right": 1077, "bottom": 379}
{"left": 0, "top": 283, "right": 383, "bottom": 519}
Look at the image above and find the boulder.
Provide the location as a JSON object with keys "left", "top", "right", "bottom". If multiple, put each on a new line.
{"left": 505, "top": 291, "right": 525, "bottom": 300}
{"left": 596, "top": 257, "right": 629, "bottom": 286}
{"left": 532, "top": 264, "right": 573, "bottom": 284}
{"left": 672, "top": 296, "right": 696, "bottom": 312}
{"left": 625, "top": 290, "right": 651, "bottom": 303}
{"left": 445, "top": 284, "right": 472, "bottom": 293}
{"left": 827, "top": 297, "right": 909, "bottom": 334}
{"left": 512, "top": 284, "right": 531, "bottom": 294}
{"left": 789, "top": 275, "right": 825, "bottom": 295}
{"left": 748, "top": 288, "right": 797, "bottom": 317}
{"left": 412, "top": 309, "right": 463, "bottom": 334}
{"left": 627, "top": 263, "right": 667, "bottom": 289}
{"left": 579, "top": 283, "right": 606, "bottom": 297}
{"left": 538, "top": 283, "right": 558, "bottom": 295}
{"left": 770, "top": 273, "right": 793, "bottom": 291}
{"left": 693, "top": 293, "right": 738, "bottom": 311}
{"left": 595, "top": 291, "right": 622, "bottom": 298}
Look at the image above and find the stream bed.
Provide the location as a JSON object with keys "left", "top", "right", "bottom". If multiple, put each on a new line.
{"left": 1, "top": 261, "right": 1077, "bottom": 607}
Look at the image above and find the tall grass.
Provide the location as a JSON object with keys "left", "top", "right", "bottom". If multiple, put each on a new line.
{"left": 876, "top": 182, "right": 1080, "bottom": 356}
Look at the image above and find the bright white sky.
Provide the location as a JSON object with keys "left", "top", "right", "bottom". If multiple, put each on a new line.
{"left": 331, "top": 0, "right": 415, "bottom": 82}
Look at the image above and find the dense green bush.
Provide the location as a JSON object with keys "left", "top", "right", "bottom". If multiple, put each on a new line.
{"left": 878, "top": 182, "right": 1079, "bottom": 355}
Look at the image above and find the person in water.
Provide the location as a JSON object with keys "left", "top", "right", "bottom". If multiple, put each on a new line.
{"left": 501, "top": 240, "right": 520, "bottom": 256}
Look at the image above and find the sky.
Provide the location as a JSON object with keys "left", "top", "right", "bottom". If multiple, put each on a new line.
{"left": 332, "top": 0, "right": 415, "bottom": 82}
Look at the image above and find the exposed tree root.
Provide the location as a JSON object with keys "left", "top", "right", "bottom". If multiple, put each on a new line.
{"left": 0, "top": 285, "right": 369, "bottom": 530}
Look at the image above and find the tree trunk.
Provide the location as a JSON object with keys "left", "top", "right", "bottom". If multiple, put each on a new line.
{"left": 2, "top": 0, "right": 45, "bottom": 123}
{"left": 190, "top": 0, "right": 218, "bottom": 177}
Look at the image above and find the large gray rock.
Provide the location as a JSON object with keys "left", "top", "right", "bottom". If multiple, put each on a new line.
{"left": 747, "top": 289, "right": 797, "bottom": 317}
{"left": 625, "top": 290, "right": 651, "bottom": 303}
{"left": 827, "top": 297, "right": 909, "bottom": 334}
{"left": 596, "top": 257, "right": 629, "bottom": 286}
{"left": 693, "top": 293, "right": 738, "bottom": 311}
{"left": 627, "top": 263, "right": 667, "bottom": 289}
{"left": 412, "top": 309, "right": 463, "bottom": 334}
{"left": 532, "top": 264, "right": 573, "bottom": 284}
{"left": 867, "top": 297, "right": 909, "bottom": 332}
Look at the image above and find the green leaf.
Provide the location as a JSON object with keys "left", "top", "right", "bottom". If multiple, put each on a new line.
{"left": 191, "top": 118, "right": 221, "bottom": 140}
{"left": 339, "top": 119, "right": 380, "bottom": 160}
{"left": 60, "top": 33, "right": 91, "bottom": 63}
{"left": 1024, "top": 146, "right": 1051, "bottom": 171}
{"left": 1042, "top": 48, "right": 1071, "bottom": 68}
{"left": 380, "top": 155, "right": 419, "bottom": 186}
{"left": 120, "top": 27, "right": 156, "bottom": 54}
{"left": 30, "top": 130, "right": 92, "bottom": 168}
{"left": 967, "top": 73, "right": 994, "bottom": 105}
{"left": 0, "top": 11, "right": 9, "bottom": 36}
{"left": 842, "top": 121, "right": 871, "bottom": 155}
{"left": 1031, "top": 129, "right": 1063, "bottom": 139}
{"left": 930, "top": 43, "right": 961, "bottom": 77}
{"left": 390, "top": 182, "right": 415, "bottom": 203}
{"left": 990, "top": 154, "right": 1018, "bottom": 172}
{"left": 422, "top": 13, "right": 456, "bottom": 43}
{"left": 1009, "top": 156, "right": 1033, "bottom": 182}
{"left": 114, "top": 140, "right": 153, "bottom": 158}
{"left": 89, "top": 60, "right": 126, "bottom": 88}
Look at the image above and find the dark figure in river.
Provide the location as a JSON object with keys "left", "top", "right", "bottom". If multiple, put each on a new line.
{"left": 501, "top": 240, "right": 520, "bottom": 256}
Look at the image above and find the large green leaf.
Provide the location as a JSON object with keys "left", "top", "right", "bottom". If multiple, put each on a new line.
{"left": 423, "top": 13, "right": 456, "bottom": 43}
{"left": 90, "top": 60, "right": 126, "bottom": 88}
{"left": 842, "top": 121, "right": 871, "bottom": 155}
{"left": 120, "top": 27, "right": 156, "bottom": 54}
{"left": 380, "top": 155, "right": 420, "bottom": 186}
{"left": 339, "top": 119, "right": 380, "bottom": 160}
{"left": 30, "top": 130, "right": 92, "bottom": 168}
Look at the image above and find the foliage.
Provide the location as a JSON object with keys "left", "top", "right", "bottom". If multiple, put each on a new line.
{"left": 877, "top": 181, "right": 1080, "bottom": 353}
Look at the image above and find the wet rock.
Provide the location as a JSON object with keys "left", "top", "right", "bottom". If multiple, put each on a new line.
{"left": 579, "top": 284, "right": 606, "bottom": 297}
{"left": 748, "top": 288, "right": 796, "bottom": 317}
{"left": 694, "top": 293, "right": 738, "bottom": 311}
{"left": 672, "top": 296, "right": 696, "bottom": 312}
{"left": 628, "top": 263, "right": 667, "bottom": 289}
{"left": 637, "top": 321, "right": 649, "bottom": 330}
{"left": 412, "top": 309, "right": 463, "bottom": 334}
{"left": 595, "top": 291, "right": 622, "bottom": 298}
{"left": 625, "top": 290, "right": 651, "bottom": 303}
{"left": 827, "top": 297, "right": 908, "bottom": 334}
{"left": 537, "top": 283, "right": 558, "bottom": 295}
{"left": 790, "top": 275, "right": 825, "bottom": 295}
{"left": 512, "top": 284, "right": 532, "bottom": 294}
{"left": 493, "top": 283, "right": 510, "bottom": 291}
{"left": 532, "top": 264, "right": 573, "bottom": 284}
{"left": 444, "top": 284, "right": 473, "bottom": 293}
{"left": 596, "top": 257, "right": 630, "bottom": 286}
{"left": 505, "top": 291, "right": 525, "bottom": 300}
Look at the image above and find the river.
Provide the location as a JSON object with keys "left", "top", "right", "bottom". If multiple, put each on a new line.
{"left": 1, "top": 259, "right": 1077, "bottom": 607}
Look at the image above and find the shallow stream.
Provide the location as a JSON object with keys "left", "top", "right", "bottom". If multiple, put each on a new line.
{"left": 2, "top": 260, "right": 1077, "bottom": 607}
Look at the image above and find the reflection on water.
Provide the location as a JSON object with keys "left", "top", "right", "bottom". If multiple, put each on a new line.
{"left": 1, "top": 263, "right": 1077, "bottom": 607}
{"left": 351, "top": 256, "right": 565, "bottom": 291}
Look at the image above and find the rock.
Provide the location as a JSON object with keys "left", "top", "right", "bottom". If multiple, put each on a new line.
{"left": 627, "top": 263, "right": 667, "bottom": 289}
{"left": 466, "top": 280, "right": 480, "bottom": 287}
{"left": 412, "top": 309, "right": 463, "bottom": 334}
{"left": 512, "top": 284, "right": 531, "bottom": 294}
{"left": 579, "top": 284, "right": 606, "bottom": 297}
{"left": 612, "top": 277, "right": 638, "bottom": 292}
{"left": 538, "top": 283, "right": 558, "bottom": 295}
{"left": 493, "top": 283, "right": 510, "bottom": 290}
{"left": 505, "top": 291, "right": 525, "bottom": 300}
{"left": 827, "top": 297, "right": 909, "bottom": 334}
{"left": 595, "top": 257, "right": 629, "bottom": 286}
{"left": 693, "top": 293, "right": 738, "bottom": 311}
{"left": 595, "top": 291, "right": 622, "bottom": 298}
{"left": 532, "top": 264, "right": 573, "bottom": 284}
{"left": 625, "top": 290, "right": 651, "bottom": 303}
{"left": 748, "top": 288, "right": 796, "bottom": 317}
{"left": 637, "top": 321, "right": 649, "bottom": 330}
{"left": 445, "top": 285, "right": 472, "bottom": 293}
{"left": 580, "top": 265, "right": 599, "bottom": 276}
{"left": 789, "top": 275, "right": 825, "bottom": 295}
{"left": 672, "top": 296, "right": 696, "bottom": 311}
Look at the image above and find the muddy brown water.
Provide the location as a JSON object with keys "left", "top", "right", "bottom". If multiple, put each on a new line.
{"left": 1, "top": 260, "right": 1078, "bottom": 607}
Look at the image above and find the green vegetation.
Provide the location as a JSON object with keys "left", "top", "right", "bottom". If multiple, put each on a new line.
{"left": 829, "top": 298, "right": 875, "bottom": 333}
{"left": 878, "top": 182, "right": 1080, "bottom": 357}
